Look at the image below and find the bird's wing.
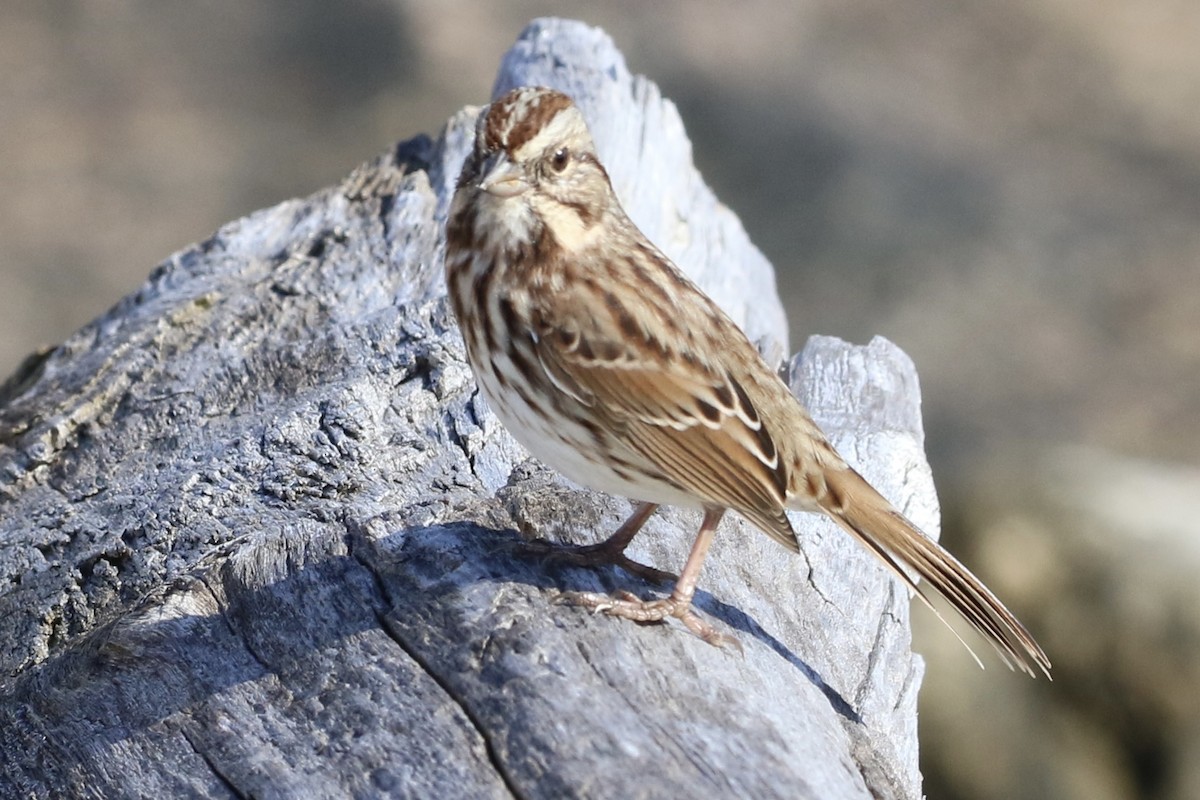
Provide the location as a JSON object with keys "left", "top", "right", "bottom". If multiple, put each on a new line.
{"left": 525, "top": 264, "right": 798, "bottom": 550}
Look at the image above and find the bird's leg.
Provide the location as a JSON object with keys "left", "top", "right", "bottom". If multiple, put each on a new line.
{"left": 523, "top": 501, "right": 675, "bottom": 584}
{"left": 561, "top": 508, "right": 739, "bottom": 649}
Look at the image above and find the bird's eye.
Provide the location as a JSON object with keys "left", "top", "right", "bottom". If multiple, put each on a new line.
{"left": 550, "top": 147, "right": 570, "bottom": 172}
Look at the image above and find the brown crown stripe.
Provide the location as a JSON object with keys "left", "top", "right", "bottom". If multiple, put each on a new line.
{"left": 486, "top": 88, "right": 574, "bottom": 155}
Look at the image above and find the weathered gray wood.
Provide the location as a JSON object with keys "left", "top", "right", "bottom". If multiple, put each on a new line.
{"left": 0, "top": 18, "right": 929, "bottom": 800}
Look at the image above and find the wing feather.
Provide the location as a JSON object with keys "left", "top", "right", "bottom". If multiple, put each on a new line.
{"left": 525, "top": 272, "right": 796, "bottom": 548}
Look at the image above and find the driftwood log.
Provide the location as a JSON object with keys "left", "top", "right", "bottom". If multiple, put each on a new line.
{"left": 0, "top": 19, "right": 936, "bottom": 799}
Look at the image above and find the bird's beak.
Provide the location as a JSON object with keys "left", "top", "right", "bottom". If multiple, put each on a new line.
{"left": 478, "top": 152, "right": 529, "bottom": 198}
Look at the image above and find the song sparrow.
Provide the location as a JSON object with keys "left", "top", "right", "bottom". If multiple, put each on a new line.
{"left": 444, "top": 86, "right": 1050, "bottom": 677}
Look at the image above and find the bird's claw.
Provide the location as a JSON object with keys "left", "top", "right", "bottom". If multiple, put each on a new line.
{"left": 520, "top": 539, "right": 676, "bottom": 585}
{"left": 556, "top": 590, "right": 741, "bottom": 651}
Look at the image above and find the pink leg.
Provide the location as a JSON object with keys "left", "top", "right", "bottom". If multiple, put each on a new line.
{"left": 524, "top": 501, "right": 675, "bottom": 585}
{"left": 561, "top": 508, "right": 739, "bottom": 649}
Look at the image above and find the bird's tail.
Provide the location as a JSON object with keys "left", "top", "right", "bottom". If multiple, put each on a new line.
{"left": 817, "top": 466, "right": 1051, "bottom": 678}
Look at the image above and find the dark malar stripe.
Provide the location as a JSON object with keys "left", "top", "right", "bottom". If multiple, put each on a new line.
{"left": 561, "top": 198, "right": 596, "bottom": 227}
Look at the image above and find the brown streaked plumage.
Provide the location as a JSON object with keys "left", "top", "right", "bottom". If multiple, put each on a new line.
{"left": 444, "top": 86, "right": 1050, "bottom": 677}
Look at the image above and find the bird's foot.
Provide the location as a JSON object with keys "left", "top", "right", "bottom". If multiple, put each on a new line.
{"left": 521, "top": 538, "right": 676, "bottom": 586}
{"left": 558, "top": 590, "right": 742, "bottom": 652}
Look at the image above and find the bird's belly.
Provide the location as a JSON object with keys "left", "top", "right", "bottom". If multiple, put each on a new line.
{"left": 472, "top": 352, "right": 701, "bottom": 509}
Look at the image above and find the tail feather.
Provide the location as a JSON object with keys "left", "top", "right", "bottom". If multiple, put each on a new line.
{"left": 819, "top": 467, "right": 1051, "bottom": 678}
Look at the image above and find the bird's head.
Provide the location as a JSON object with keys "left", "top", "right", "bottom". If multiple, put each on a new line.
{"left": 451, "top": 86, "right": 615, "bottom": 254}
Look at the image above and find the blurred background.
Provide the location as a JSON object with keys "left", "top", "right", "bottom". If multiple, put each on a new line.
{"left": 3, "top": 2, "right": 1196, "bottom": 797}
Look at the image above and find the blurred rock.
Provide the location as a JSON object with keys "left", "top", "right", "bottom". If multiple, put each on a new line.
{"left": 918, "top": 445, "right": 1200, "bottom": 800}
